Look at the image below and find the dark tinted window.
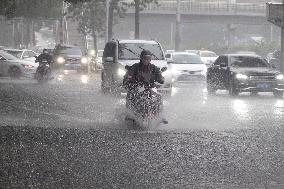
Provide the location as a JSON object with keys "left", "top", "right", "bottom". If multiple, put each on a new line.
{"left": 118, "top": 43, "right": 164, "bottom": 60}
{"left": 214, "top": 56, "right": 227, "bottom": 65}
{"left": 230, "top": 56, "right": 269, "bottom": 67}
{"left": 103, "top": 42, "right": 116, "bottom": 58}
{"left": 172, "top": 54, "right": 203, "bottom": 64}
{"left": 6, "top": 50, "right": 22, "bottom": 58}
{"left": 55, "top": 46, "right": 82, "bottom": 56}
{"left": 0, "top": 52, "right": 17, "bottom": 60}
{"left": 165, "top": 54, "right": 171, "bottom": 58}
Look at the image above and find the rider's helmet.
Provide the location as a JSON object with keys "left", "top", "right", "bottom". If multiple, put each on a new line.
{"left": 140, "top": 50, "right": 152, "bottom": 60}
{"left": 43, "top": 49, "right": 49, "bottom": 54}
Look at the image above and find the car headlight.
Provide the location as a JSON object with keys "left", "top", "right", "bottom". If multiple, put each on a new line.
{"left": 57, "top": 57, "right": 65, "bottom": 64}
{"left": 90, "top": 49, "right": 96, "bottom": 56}
{"left": 21, "top": 64, "right": 34, "bottom": 69}
{"left": 201, "top": 69, "right": 207, "bottom": 76}
{"left": 236, "top": 73, "right": 248, "bottom": 80}
{"left": 118, "top": 68, "right": 126, "bottom": 76}
{"left": 276, "top": 74, "right": 284, "bottom": 80}
{"left": 163, "top": 68, "right": 177, "bottom": 76}
{"left": 81, "top": 57, "right": 88, "bottom": 64}
{"left": 162, "top": 70, "right": 171, "bottom": 77}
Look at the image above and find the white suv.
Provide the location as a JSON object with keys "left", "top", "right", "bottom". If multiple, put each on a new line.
{"left": 101, "top": 39, "right": 173, "bottom": 94}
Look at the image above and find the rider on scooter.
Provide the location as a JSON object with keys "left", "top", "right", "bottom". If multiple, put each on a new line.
{"left": 123, "top": 50, "right": 168, "bottom": 124}
{"left": 36, "top": 49, "right": 53, "bottom": 65}
{"left": 35, "top": 49, "right": 53, "bottom": 80}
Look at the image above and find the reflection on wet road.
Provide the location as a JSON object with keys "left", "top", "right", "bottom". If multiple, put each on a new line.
{"left": 0, "top": 72, "right": 283, "bottom": 188}
{"left": 0, "top": 72, "right": 283, "bottom": 130}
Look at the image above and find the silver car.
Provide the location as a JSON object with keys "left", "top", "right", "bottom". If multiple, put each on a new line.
{"left": 0, "top": 51, "right": 38, "bottom": 78}
{"left": 4, "top": 49, "right": 39, "bottom": 62}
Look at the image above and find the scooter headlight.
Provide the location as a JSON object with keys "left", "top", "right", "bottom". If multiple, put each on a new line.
{"left": 57, "top": 57, "right": 65, "bottom": 64}
{"left": 81, "top": 57, "right": 88, "bottom": 64}
{"left": 236, "top": 73, "right": 248, "bottom": 80}
{"left": 276, "top": 74, "right": 284, "bottom": 80}
{"left": 118, "top": 68, "right": 126, "bottom": 77}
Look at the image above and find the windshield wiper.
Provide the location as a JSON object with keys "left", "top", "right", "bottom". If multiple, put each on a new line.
{"left": 138, "top": 47, "right": 159, "bottom": 60}
{"left": 120, "top": 47, "right": 140, "bottom": 59}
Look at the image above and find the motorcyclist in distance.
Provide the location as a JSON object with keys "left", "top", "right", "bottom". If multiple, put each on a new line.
{"left": 35, "top": 49, "right": 53, "bottom": 80}
{"left": 36, "top": 49, "right": 53, "bottom": 65}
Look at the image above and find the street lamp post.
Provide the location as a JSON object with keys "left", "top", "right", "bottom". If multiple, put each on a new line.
{"left": 281, "top": 0, "right": 284, "bottom": 73}
{"left": 175, "top": 0, "right": 181, "bottom": 51}
{"left": 106, "top": 0, "right": 110, "bottom": 43}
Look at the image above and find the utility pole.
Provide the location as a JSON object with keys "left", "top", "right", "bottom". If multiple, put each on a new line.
{"left": 281, "top": 0, "right": 284, "bottom": 73}
{"left": 59, "top": 1, "right": 65, "bottom": 44}
{"left": 135, "top": 0, "right": 140, "bottom": 39}
{"left": 106, "top": 0, "right": 110, "bottom": 43}
{"left": 175, "top": 0, "right": 181, "bottom": 51}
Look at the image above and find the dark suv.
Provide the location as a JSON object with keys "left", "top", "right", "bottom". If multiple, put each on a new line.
{"left": 53, "top": 44, "right": 88, "bottom": 72}
{"left": 207, "top": 54, "right": 284, "bottom": 97}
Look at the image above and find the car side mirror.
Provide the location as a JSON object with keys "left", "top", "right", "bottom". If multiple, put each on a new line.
{"left": 220, "top": 63, "right": 227, "bottom": 67}
{"left": 125, "top": 65, "right": 130, "bottom": 70}
{"left": 270, "top": 63, "right": 276, "bottom": 68}
{"left": 161, "top": 67, "right": 167, "bottom": 72}
{"left": 105, "top": 57, "right": 114, "bottom": 62}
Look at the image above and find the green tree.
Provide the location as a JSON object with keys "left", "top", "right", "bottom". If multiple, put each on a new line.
{"left": 107, "top": 0, "right": 127, "bottom": 41}
{"left": 123, "top": 0, "right": 158, "bottom": 39}
{"left": 66, "top": 0, "right": 106, "bottom": 53}
{"left": 0, "top": 0, "right": 62, "bottom": 47}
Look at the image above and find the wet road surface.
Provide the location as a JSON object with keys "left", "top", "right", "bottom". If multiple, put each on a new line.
{"left": 0, "top": 72, "right": 283, "bottom": 188}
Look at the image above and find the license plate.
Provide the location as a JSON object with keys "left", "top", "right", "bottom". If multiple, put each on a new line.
{"left": 257, "top": 83, "right": 271, "bottom": 89}
{"left": 178, "top": 75, "right": 199, "bottom": 81}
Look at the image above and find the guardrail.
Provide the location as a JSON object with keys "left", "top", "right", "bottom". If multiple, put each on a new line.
{"left": 122, "top": 1, "right": 266, "bottom": 16}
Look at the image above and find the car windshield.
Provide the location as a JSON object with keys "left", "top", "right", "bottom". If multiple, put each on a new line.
{"left": 200, "top": 51, "right": 217, "bottom": 57}
{"left": 185, "top": 50, "right": 199, "bottom": 54}
{"left": 0, "top": 51, "right": 18, "bottom": 60}
{"left": 171, "top": 54, "right": 203, "bottom": 64}
{"left": 230, "top": 56, "right": 269, "bottom": 67}
{"left": 118, "top": 43, "right": 164, "bottom": 60}
{"left": 6, "top": 50, "right": 22, "bottom": 58}
{"left": 57, "top": 47, "right": 82, "bottom": 56}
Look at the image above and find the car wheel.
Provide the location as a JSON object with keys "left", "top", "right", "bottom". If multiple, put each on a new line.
{"left": 273, "top": 91, "right": 283, "bottom": 98}
{"left": 229, "top": 79, "right": 239, "bottom": 96}
{"left": 9, "top": 66, "right": 21, "bottom": 78}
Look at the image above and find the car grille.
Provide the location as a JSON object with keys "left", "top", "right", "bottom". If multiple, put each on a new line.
{"left": 67, "top": 58, "right": 80, "bottom": 64}
{"left": 182, "top": 70, "right": 202, "bottom": 74}
{"left": 249, "top": 75, "right": 276, "bottom": 81}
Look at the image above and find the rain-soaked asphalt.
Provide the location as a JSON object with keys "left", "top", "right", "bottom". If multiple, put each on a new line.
{"left": 0, "top": 71, "right": 284, "bottom": 188}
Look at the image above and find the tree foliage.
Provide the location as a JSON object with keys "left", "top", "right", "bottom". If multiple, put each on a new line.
{"left": 66, "top": 0, "right": 105, "bottom": 36}
{"left": 0, "top": 0, "right": 62, "bottom": 20}
{"left": 122, "top": 0, "right": 158, "bottom": 10}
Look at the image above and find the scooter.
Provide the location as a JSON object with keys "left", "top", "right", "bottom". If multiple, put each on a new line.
{"left": 124, "top": 66, "right": 168, "bottom": 129}
{"left": 35, "top": 59, "right": 52, "bottom": 84}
